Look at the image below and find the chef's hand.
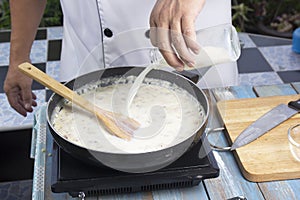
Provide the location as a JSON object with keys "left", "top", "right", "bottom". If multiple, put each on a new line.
{"left": 150, "top": 0, "right": 205, "bottom": 71}
{"left": 4, "top": 62, "right": 37, "bottom": 117}
{"left": 5, "top": 0, "right": 46, "bottom": 116}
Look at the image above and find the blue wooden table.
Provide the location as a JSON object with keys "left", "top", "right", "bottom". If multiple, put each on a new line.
{"left": 31, "top": 82, "right": 300, "bottom": 200}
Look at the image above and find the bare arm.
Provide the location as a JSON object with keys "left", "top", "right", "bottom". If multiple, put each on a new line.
{"left": 4, "top": 0, "right": 46, "bottom": 116}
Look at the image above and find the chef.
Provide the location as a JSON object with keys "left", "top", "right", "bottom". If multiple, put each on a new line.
{"left": 4, "top": 0, "right": 237, "bottom": 117}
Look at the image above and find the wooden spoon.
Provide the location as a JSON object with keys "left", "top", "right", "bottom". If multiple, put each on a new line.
{"left": 18, "top": 62, "right": 139, "bottom": 140}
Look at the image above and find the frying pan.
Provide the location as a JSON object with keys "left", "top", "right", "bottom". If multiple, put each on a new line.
{"left": 47, "top": 67, "right": 209, "bottom": 173}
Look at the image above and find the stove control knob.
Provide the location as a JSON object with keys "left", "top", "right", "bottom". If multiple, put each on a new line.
{"left": 78, "top": 192, "right": 86, "bottom": 200}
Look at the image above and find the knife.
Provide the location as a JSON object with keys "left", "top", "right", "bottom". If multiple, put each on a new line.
{"left": 230, "top": 98, "right": 300, "bottom": 151}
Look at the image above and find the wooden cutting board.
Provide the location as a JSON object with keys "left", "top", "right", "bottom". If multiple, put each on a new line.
{"left": 217, "top": 94, "right": 300, "bottom": 182}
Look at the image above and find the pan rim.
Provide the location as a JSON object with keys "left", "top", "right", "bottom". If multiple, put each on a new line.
{"left": 46, "top": 67, "right": 210, "bottom": 155}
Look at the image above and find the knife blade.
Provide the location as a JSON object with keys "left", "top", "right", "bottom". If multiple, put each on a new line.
{"left": 230, "top": 98, "right": 300, "bottom": 151}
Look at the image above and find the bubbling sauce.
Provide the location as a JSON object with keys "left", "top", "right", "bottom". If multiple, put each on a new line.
{"left": 51, "top": 76, "right": 206, "bottom": 154}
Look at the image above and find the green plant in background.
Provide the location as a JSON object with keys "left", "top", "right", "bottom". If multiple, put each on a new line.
{"left": 254, "top": 0, "right": 300, "bottom": 32}
{"left": 266, "top": 1, "right": 300, "bottom": 33}
{"left": 232, "top": 0, "right": 300, "bottom": 37}
{"left": 232, "top": 1, "right": 253, "bottom": 32}
{"left": 0, "top": 0, "right": 10, "bottom": 29}
{"left": 0, "top": 0, "right": 63, "bottom": 30}
{"left": 40, "top": 0, "right": 63, "bottom": 27}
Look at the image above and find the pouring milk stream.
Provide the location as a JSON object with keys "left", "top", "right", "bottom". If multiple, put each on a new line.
{"left": 126, "top": 24, "right": 241, "bottom": 109}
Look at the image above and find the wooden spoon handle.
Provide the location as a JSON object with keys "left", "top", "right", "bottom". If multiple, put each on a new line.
{"left": 18, "top": 62, "right": 95, "bottom": 113}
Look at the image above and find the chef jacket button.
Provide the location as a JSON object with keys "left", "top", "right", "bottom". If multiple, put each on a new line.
{"left": 145, "top": 29, "right": 150, "bottom": 38}
{"left": 104, "top": 28, "right": 113, "bottom": 38}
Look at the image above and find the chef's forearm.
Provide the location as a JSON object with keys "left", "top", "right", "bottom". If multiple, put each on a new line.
{"left": 9, "top": 0, "right": 47, "bottom": 65}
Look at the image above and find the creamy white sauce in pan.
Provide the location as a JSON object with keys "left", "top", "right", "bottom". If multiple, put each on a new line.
{"left": 51, "top": 76, "right": 206, "bottom": 154}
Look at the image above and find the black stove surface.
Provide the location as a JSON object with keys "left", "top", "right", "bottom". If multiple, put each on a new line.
{"left": 51, "top": 136, "right": 219, "bottom": 197}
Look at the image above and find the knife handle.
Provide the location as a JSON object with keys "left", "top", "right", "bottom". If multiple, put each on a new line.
{"left": 288, "top": 99, "right": 300, "bottom": 111}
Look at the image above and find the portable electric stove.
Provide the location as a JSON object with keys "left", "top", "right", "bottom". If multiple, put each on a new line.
{"left": 51, "top": 135, "right": 219, "bottom": 198}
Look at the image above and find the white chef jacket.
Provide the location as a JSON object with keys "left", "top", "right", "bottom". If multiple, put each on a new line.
{"left": 59, "top": 0, "right": 238, "bottom": 88}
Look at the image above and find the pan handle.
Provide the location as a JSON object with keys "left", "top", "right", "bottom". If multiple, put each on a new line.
{"left": 206, "top": 127, "right": 232, "bottom": 151}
